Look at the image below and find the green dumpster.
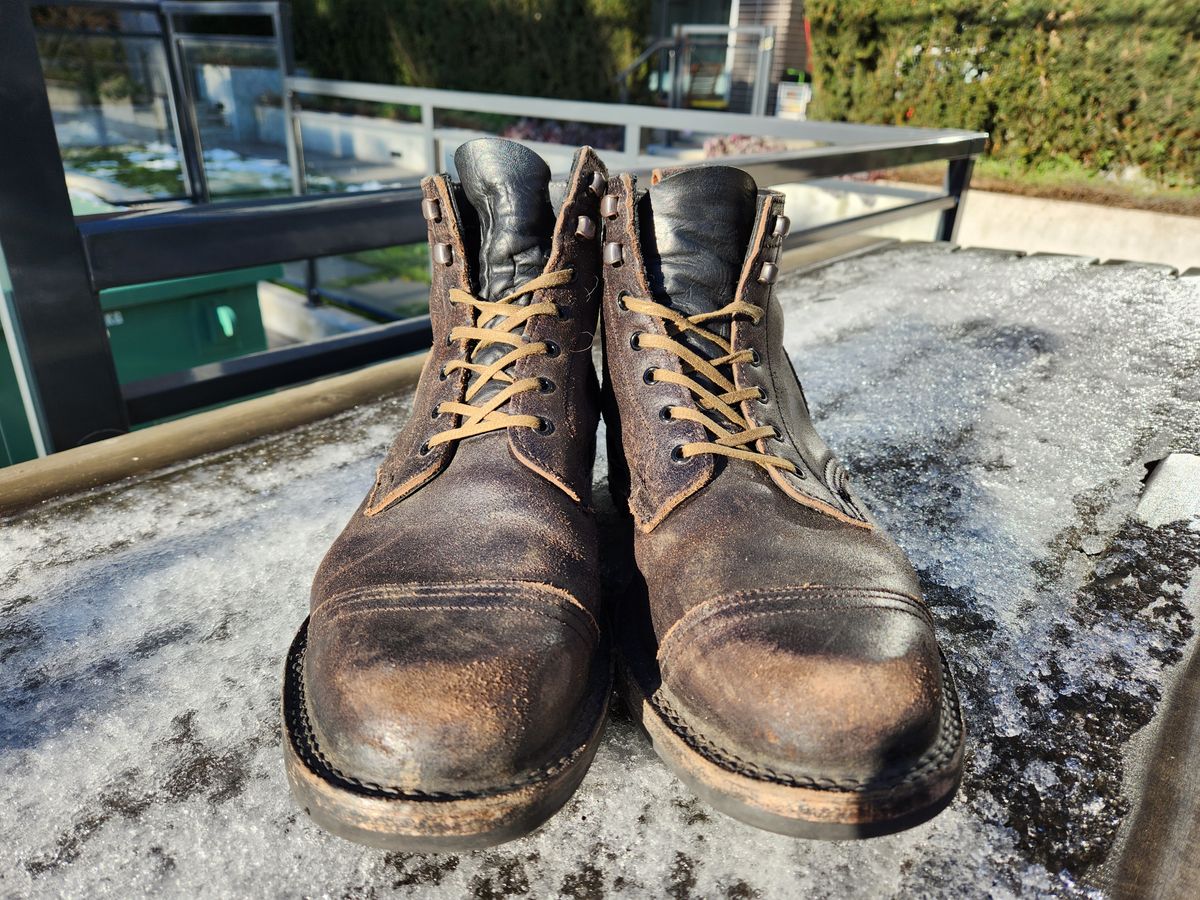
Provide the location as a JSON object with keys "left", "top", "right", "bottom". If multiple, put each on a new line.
{"left": 0, "top": 328, "right": 40, "bottom": 468}
{"left": 100, "top": 264, "right": 277, "bottom": 384}
{"left": 1, "top": 264, "right": 278, "bottom": 468}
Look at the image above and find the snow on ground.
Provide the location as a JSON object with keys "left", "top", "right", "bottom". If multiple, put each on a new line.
{"left": 1, "top": 246, "right": 1198, "bottom": 898}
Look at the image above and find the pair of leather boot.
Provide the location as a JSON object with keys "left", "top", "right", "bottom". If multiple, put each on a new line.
{"left": 282, "top": 138, "right": 964, "bottom": 849}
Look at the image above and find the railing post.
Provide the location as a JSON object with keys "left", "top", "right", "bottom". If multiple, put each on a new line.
{"left": 623, "top": 123, "right": 640, "bottom": 159}
{"left": 753, "top": 26, "right": 776, "bottom": 117}
{"left": 275, "top": 2, "right": 307, "bottom": 197}
{"left": 159, "top": 7, "right": 210, "bottom": 202}
{"left": 421, "top": 102, "right": 437, "bottom": 174}
{"left": 938, "top": 156, "right": 975, "bottom": 242}
{"left": 0, "top": 2, "right": 130, "bottom": 451}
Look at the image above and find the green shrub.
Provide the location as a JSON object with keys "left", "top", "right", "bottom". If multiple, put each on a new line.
{"left": 808, "top": 1, "right": 1200, "bottom": 186}
{"left": 290, "top": 0, "right": 649, "bottom": 103}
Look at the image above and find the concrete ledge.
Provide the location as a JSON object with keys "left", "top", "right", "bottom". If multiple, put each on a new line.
{"left": 0, "top": 352, "right": 426, "bottom": 517}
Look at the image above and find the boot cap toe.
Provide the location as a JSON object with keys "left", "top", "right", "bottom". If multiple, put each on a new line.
{"left": 302, "top": 583, "right": 600, "bottom": 795}
{"left": 658, "top": 589, "right": 946, "bottom": 785}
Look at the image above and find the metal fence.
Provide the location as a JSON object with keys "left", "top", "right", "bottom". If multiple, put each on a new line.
{"left": 0, "top": 1, "right": 985, "bottom": 459}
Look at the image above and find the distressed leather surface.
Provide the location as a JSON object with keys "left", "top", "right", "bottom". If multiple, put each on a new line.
{"left": 303, "top": 141, "right": 608, "bottom": 794}
{"left": 600, "top": 166, "right": 949, "bottom": 784}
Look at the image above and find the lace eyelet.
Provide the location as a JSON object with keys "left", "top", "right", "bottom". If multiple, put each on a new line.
{"left": 630, "top": 331, "right": 643, "bottom": 350}
{"left": 770, "top": 425, "right": 782, "bottom": 440}
{"left": 438, "top": 366, "right": 449, "bottom": 381}
{"left": 642, "top": 366, "right": 657, "bottom": 385}
{"left": 749, "top": 348, "right": 761, "bottom": 366}
{"left": 418, "top": 442, "right": 432, "bottom": 456}
{"left": 670, "top": 445, "right": 686, "bottom": 463}
{"left": 564, "top": 268, "right": 578, "bottom": 285}
{"left": 535, "top": 417, "right": 555, "bottom": 435}
{"left": 756, "top": 386, "right": 768, "bottom": 402}
{"left": 558, "top": 306, "right": 573, "bottom": 321}
{"left": 658, "top": 405, "right": 673, "bottom": 421}
{"left": 430, "top": 407, "right": 440, "bottom": 420}
{"left": 616, "top": 291, "right": 629, "bottom": 311}
{"left": 537, "top": 377, "right": 556, "bottom": 394}
{"left": 544, "top": 340, "right": 561, "bottom": 358}
{"left": 445, "top": 334, "right": 454, "bottom": 347}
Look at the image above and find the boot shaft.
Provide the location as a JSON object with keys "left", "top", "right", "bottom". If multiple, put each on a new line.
{"left": 365, "top": 139, "right": 608, "bottom": 516}
{"left": 599, "top": 166, "right": 866, "bottom": 532}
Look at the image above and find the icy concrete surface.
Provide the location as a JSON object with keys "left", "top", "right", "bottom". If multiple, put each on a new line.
{"left": 2, "top": 245, "right": 1199, "bottom": 898}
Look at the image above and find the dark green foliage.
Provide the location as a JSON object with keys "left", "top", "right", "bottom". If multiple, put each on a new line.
{"left": 290, "top": 0, "right": 649, "bottom": 103}
{"left": 808, "top": 1, "right": 1200, "bottom": 185}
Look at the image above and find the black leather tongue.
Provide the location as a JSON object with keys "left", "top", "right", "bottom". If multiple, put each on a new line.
{"left": 454, "top": 138, "right": 555, "bottom": 299}
{"left": 640, "top": 166, "right": 758, "bottom": 319}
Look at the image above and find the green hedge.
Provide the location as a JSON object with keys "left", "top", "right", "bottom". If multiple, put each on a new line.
{"left": 290, "top": 0, "right": 648, "bottom": 103}
{"left": 808, "top": 1, "right": 1200, "bottom": 185}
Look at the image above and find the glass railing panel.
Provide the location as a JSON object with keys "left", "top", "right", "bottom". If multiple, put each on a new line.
{"left": 176, "top": 36, "right": 292, "bottom": 200}
{"left": 34, "top": 30, "right": 186, "bottom": 204}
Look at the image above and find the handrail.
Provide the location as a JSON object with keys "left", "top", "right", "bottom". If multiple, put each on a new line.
{"left": 287, "top": 76, "right": 980, "bottom": 149}
{"left": 613, "top": 38, "right": 675, "bottom": 85}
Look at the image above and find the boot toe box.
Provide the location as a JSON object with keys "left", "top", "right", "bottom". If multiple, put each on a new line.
{"left": 301, "top": 583, "right": 601, "bottom": 795}
{"left": 658, "top": 589, "right": 948, "bottom": 786}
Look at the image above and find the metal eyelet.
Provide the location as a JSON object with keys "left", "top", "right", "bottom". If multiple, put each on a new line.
{"left": 544, "top": 340, "right": 561, "bottom": 358}
{"left": 421, "top": 198, "right": 442, "bottom": 222}
{"left": 630, "top": 331, "right": 643, "bottom": 350}
{"left": 418, "top": 442, "right": 432, "bottom": 455}
{"left": 604, "top": 242, "right": 624, "bottom": 267}
{"left": 642, "top": 366, "right": 657, "bottom": 385}
{"left": 535, "top": 417, "right": 555, "bottom": 435}
{"left": 575, "top": 216, "right": 596, "bottom": 240}
{"left": 588, "top": 172, "right": 607, "bottom": 196}
{"left": 770, "top": 425, "right": 782, "bottom": 440}
{"left": 430, "top": 407, "right": 440, "bottom": 420}
{"left": 670, "top": 445, "right": 686, "bottom": 463}
{"left": 438, "top": 366, "right": 449, "bottom": 381}
{"left": 432, "top": 243, "right": 454, "bottom": 267}
{"left": 755, "top": 386, "right": 768, "bottom": 402}
{"left": 758, "top": 262, "right": 779, "bottom": 285}
{"left": 616, "top": 291, "right": 629, "bottom": 311}
{"left": 601, "top": 195, "right": 620, "bottom": 219}
{"left": 658, "top": 405, "right": 673, "bottom": 421}
{"left": 537, "top": 377, "right": 555, "bottom": 394}
{"left": 749, "top": 349, "right": 761, "bottom": 366}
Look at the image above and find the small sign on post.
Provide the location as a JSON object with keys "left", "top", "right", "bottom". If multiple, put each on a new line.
{"left": 776, "top": 82, "right": 812, "bottom": 120}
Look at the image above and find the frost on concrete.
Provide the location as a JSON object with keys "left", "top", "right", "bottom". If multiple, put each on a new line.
{"left": 1, "top": 245, "right": 1199, "bottom": 898}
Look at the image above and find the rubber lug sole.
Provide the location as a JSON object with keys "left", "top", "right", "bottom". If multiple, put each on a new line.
{"left": 617, "top": 650, "right": 965, "bottom": 840}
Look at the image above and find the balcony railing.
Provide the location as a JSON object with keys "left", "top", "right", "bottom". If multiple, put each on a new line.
{"left": 0, "top": 1, "right": 986, "bottom": 457}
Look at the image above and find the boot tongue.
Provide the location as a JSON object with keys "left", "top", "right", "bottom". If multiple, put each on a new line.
{"left": 454, "top": 138, "right": 555, "bottom": 299}
{"left": 640, "top": 166, "right": 758, "bottom": 318}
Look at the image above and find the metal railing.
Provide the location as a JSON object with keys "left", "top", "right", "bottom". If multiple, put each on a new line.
{"left": 0, "top": 1, "right": 985, "bottom": 458}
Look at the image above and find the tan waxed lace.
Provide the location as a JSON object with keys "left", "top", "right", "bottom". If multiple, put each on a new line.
{"left": 426, "top": 268, "right": 572, "bottom": 449}
{"left": 623, "top": 294, "right": 797, "bottom": 474}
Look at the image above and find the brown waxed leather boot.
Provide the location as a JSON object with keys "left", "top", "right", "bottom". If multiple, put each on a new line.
{"left": 598, "top": 166, "right": 965, "bottom": 838}
{"left": 282, "top": 139, "right": 612, "bottom": 850}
